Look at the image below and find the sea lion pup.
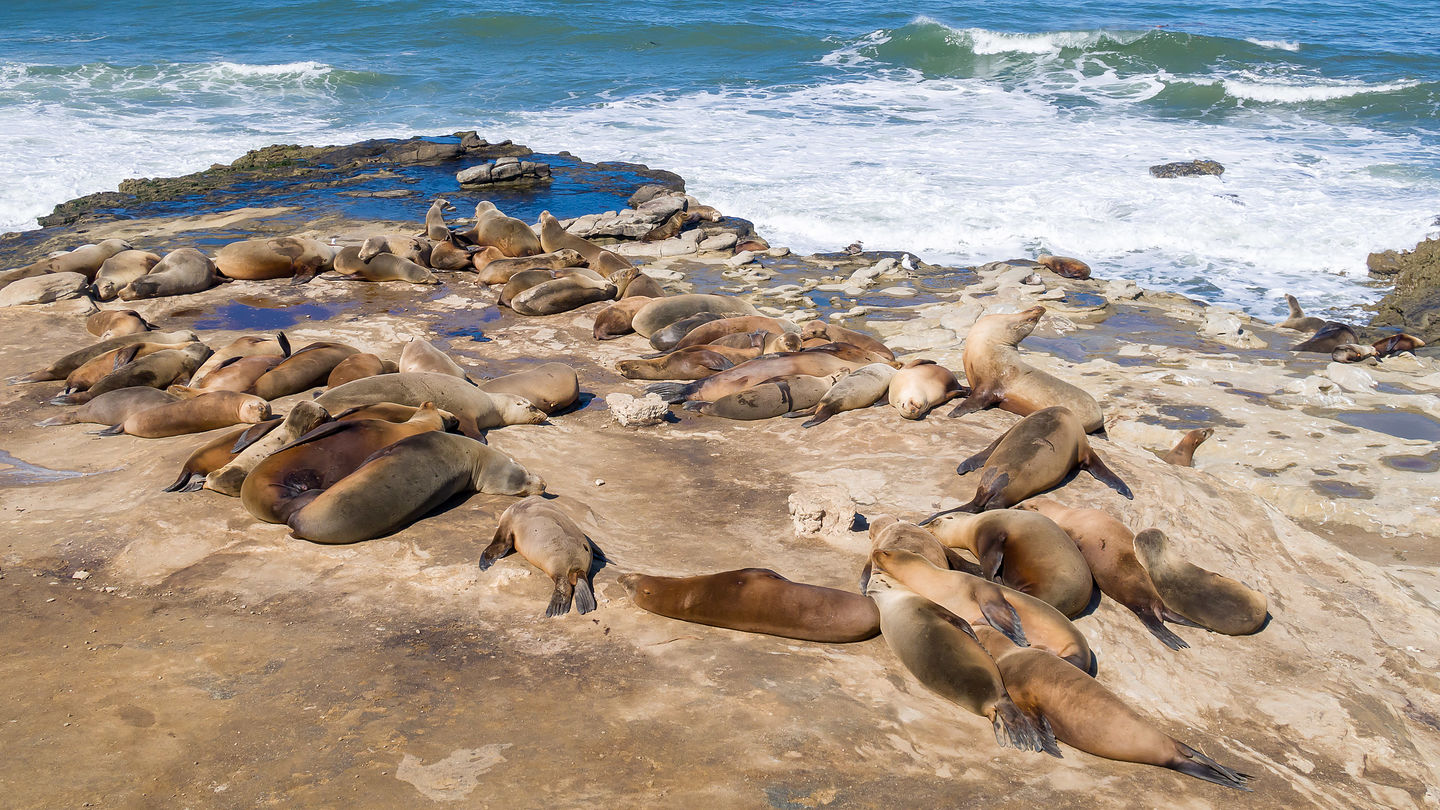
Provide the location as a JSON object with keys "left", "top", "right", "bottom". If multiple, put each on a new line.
{"left": 946, "top": 306, "right": 1105, "bottom": 433}
{"left": 609, "top": 267, "right": 667, "bottom": 299}
{"left": 923, "top": 509, "right": 1094, "bottom": 619}
{"left": 477, "top": 364, "right": 580, "bottom": 414}
{"left": 474, "top": 248, "right": 585, "bottom": 285}
{"left": 479, "top": 496, "right": 598, "bottom": 617}
{"left": 1, "top": 238, "right": 134, "bottom": 289}
{"left": 617, "top": 341, "right": 767, "bottom": 381}
{"left": 1018, "top": 500, "right": 1189, "bottom": 650}
{"left": 685, "top": 372, "right": 842, "bottom": 420}
{"left": 8, "top": 329, "right": 199, "bottom": 384}
{"left": 1161, "top": 427, "right": 1213, "bottom": 467}
{"left": 1276, "top": 294, "right": 1325, "bottom": 331}
{"left": 119, "top": 248, "right": 220, "bottom": 300}
{"left": 631, "top": 294, "right": 761, "bottom": 339}
{"left": 36, "top": 386, "right": 179, "bottom": 427}
{"left": 618, "top": 568, "right": 881, "bottom": 643}
{"left": 922, "top": 406, "right": 1132, "bottom": 518}
{"left": 99, "top": 391, "right": 271, "bottom": 438}
{"left": 857, "top": 515, "right": 978, "bottom": 591}
{"left": 537, "top": 210, "right": 630, "bottom": 275}
{"left": 647, "top": 312, "right": 728, "bottom": 352}
{"left": 251, "top": 342, "right": 359, "bottom": 400}
{"left": 1132, "top": 530, "right": 1268, "bottom": 636}
{"left": 593, "top": 296, "right": 654, "bottom": 339}
{"left": 399, "top": 340, "right": 471, "bottom": 381}
{"left": 866, "top": 572, "right": 1058, "bottom": 754}
{"left": 510, "top": 273, "right": 618, "bottom": 317}
{"left": 799, "top": 321, "right": 895, "bottom": 361}
{"left": 1373, "top": 332, "right": 1426, "bottom": 357}
{"left": 51, "top": 343, "right": 212, "bottom": 405}
{"left": 326, "top": 353, "right": 395, "bottom": 387}
{"left": 1292, "top": 321, "right": 1356, "bottom": 353}
{"left": 646, "top": 351, "right": 869, "bottom": 404}
{"left": 285, "top": 431, "right": 545, "bottom": 545}
{"left": 788, "top": 362, "right": 897, "bottom": 427}
{"left": 214, "top": 237, "right": 336, "bottom": 281}
{"left": 162, "top": 418, "right": 283, "bottom": 492}
{"left": 1330, "top": 343, "right": 1377, "bottom": 363}
{"left": 241, "top": 402, "right": 453, "bottom": 523}
{"left": 461, "top": 201, "right": 544, "bottom": 257}
{"left": 188, "top": 354, "right": 285, "bottom": 394}
{"left": 92, "top": 252, "right": 161, "bottom": 301}
{"left": 428, "top": 239, "right": 477, "bottom": 272}
{"left": 64, "top": 342, "right": 186, "bottom": 393}
{"left": 203, "top": 400, "right": 331, "bottom": 496}
{"left": 316, "top": 371, "right": 547, "bottom": 438}
{"left": 425, "top": 197, "right": 457, "bottom": 241}
{"left": 1035, "top": 254, "right": 1091, "bottom": 280}
{"left": 663, "top": 315, "right": 801, "bottom": 353}
{"left": 86, "top": 309, "right": 151, "bottom": 339}
{"left": 888, "top": 359, "right": 964, "bottom": 420}
{"left": 193, "top": 334, "right": 289, "bottom": 383}
{"left": 331, "top": 239, "right": 437, "bottom": 285}
{"left": 874, "top": 547, "right": 1094, "bottom": 671}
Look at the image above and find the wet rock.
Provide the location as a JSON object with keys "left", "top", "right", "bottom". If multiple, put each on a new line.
{"left": 457, "top": 159, "right": 552, "bottom": 187}
{"left": 787, "top": 489, "right": 856, "bottom": 539}
{"left": 1369, "top": 237, "right": 1440, "bottom": 334}
{"left": 0, "top": 272, "right": 89, "bottom": 307}
{"left": 846, "top": 257, "right": 898, "bottom": 289}
{"left": 1107, "top": 279, "right": 1143, "bottom": 300}
{"left": 604, "top": 392, "right": 669, "bottom": 427}
{"left": 698, "top": 233, "right": 738, "bottom": 253}
{"left": 725, "top": 251, "right": 758, "bottom": 268}
{"left": 1149, "top": 159, "right": 1225, "bottom": 178}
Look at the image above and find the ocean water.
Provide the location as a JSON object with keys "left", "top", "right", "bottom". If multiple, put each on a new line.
{"left": 2, "top": 0, "right": 1438, "bottom": 321}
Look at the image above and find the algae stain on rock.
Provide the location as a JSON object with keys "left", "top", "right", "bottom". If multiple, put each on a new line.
{"left": 396, "top": 744, "right": 511, "bottom": 802}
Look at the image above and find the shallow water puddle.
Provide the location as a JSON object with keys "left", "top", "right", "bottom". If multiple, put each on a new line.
{"left": 0, "top": 449, "right": 88, "bottom": 486}
{"left": 1334, "top": 409, "right": 1440, "bottom": 441}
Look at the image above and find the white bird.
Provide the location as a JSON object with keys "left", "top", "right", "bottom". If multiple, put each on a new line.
{"left": 900, "top": 254, "right": 915, "bottom": 272}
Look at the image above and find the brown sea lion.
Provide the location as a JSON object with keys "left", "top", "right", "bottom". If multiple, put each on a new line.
{"left": 510, "top": 273, "right": 617, "bottom": 316}
{"left": 100, "top": 391, "right": 270, "bottom": 438}
{"left": 647, "top": 312, "right": 728, "bottom": 352}
{"left": 328, "top": 401, "right": 459, "bottom": 428}
{"left": 972, "top": 625, "right": 1251, "bottom": 788}
{"left": 64, "top": 342, "right": 183, "bottom": 394}
{"left": 593, "top": 296, "right": 654, "bottom": 339}
{"left": 686, "top": 372, "right": 843, "bottom": 420}
{"left": 947, "top": 306, "right": 1105, "bottom": 433}
{"left": 9, "top": 329, "right": 199, "bottom": 384}
{"left": 1276, "top": 294, "right": 1325, "bottom": 331}
{"left": 1, "top": 239, "right": 133, "bottom": 289}
{"left": 331, "top": 240, "right": 437, "bottom": 284}
{"left": 1330, "top": 344, "right": 1378, "bottom": 363}
{"left": 1133, "top": 529, "right": 1268, "bottom": 636}
{"left": 800, "top": 341, "right": 896, "bottom": 367}
{"left": 192, "top": 334, "right": 290, "bottom": 384}
{"left": 462, "top": 201, "right": 543, "bottom": 257}
{"left": 666, "top": 316, "right": 800, "bottom": 353}
{"left": 888, "top": 359, "right": 964, "bottom": 420}
{"left": 922, "top": 406, "right": 1132, "bottom": 517}
{"left": 923, "top": 509, "right": 1094, "bottom": 619}
{"left": 618, "top": 568, "right": 880, "bottom": 643}
{"left": 474, "top": 248, "right": 585, "bottom": 285}
{"left": 617, "top": 342, "right": 765, "bottom": 381}
{"left": 326, "top": 353, "right": 395, "bottom": 388}
{"left": 51, "top": 343, "right": 211, "bottom": 405}
{"left": 1293, "top": 321, "right": 1357, "bottom": 353}
{"left": 425, "top": 198, "right": 457, "bottom": 242}
{"left": 92, "top": 251, "right": 161, "bottom": 301}
{"left": 645, "top": 351, "right": 869, "bottom": 404}
{"left": 398, "top": 340, "right": 471, "bottom": 381}
{"left": 357, "top": 234, "right": 430, "bottom": 265}
{"left": 251, "top": 342, "right": 359, "bottom": 400}
{"left": 866, "top": 572, "right": 1057, "bottom": 754}
{"left": 477, "top": 364, "right": 579, "bottom": 414}
{"left": 214, "top": 237, "right": 336, "bottom": 280}
{"left": 631, "top": 294, "right": 761, "bottom": 339}
{"left": 188, "top": 354, "right": 285, "bottom": 394}
{"left": 610, "top": 267, "right": 667, "bottom": 299}
{"left": 36, "top": 386, "right": 178, "bottom": 427}
{"left": 316, "top": 371, "right": 547, "bottom": 438}
{"left": 480, "top": 496, "right": 598, "bottom": 617}
{"left": 799, "top": 321, "right": 895, "bottom": 360}
{"left": 1373, "top": 333, "right": 1426, "bottom": 357}
{"left": 161, "top": 418, "right": 283, "bottom": 492}
{"left": 498, "top": 269, "right": 559, "bottom": 307}
{"left": 1161, "top": 427, "right": 1213, "bottom": 467}
{"left": 469, "top": 246, "right": 508, "bottom": 275}
{"left": 203, "top": 400, "right": 331, "bottom": 496}
{"left": 428, "top": 240, "right": 476, "bottom": 271}
{"left": 285, "top": 431, "right": 545, "bottom": 544}
{"left": 118, "top": 248, "right": 219, "bottom": 300}
{"left": 86, "top": 309, "right": 152, "bottom": 339}
{"left": 1019, "top": 499, "right": 1189, "bottom": 650}
{"left": 538, "top": 210, "right": 631, "bottom": 275}
{"left": 857, "top": 515, "right": 977, "bottom": 591}
{"left": 1036, "top": 254, "right": 1091, "bottom": 279}
{"left": 788, "top": 362, "right": 897, "bottom": 428}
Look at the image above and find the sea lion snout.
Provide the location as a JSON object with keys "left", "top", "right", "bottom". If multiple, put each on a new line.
{"left": 521, "top": 475, "right": 547, "bottom": 496}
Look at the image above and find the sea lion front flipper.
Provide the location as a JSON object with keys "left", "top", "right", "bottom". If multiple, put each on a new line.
{"left": 112, "top": 344, "right": 142, "bottom": 370}
{"left": 783, "top": 405, "right": 818, "bottom": 419}
{"left": 978, "top": 592, "right": 1028, "bottom": 647}
{"left": 946, "top": 390, "right": 998, "bottom": 419}
{"left": 1133, "top": 606, "right": 1189, "bottom": 650}
{"left": 230, "top": 418, "right": 283, "bottom": 454}
{"left": 1162, "top": 608, "right": 1206, "bottom": 628}
{"left": 957, "top": 434, "right": 1005, "bottom": 475}
{"left": 1083, "top": 449, "right": 1133, "bottom": 499}
{"left": 477, "top": 527, "right": 515, "bottom": 571}
{"left": 993, "top": 698, "right": 1061, "bottom": 757}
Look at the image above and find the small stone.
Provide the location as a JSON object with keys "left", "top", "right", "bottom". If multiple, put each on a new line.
{"left": 787, "top": 490, "right": 856, "bottom": 539}
{"left": 594, "top": 479, "right": 605, "bottom": 487}
{"left": 1106, "top": 279, "right": 1143, "bottom": 300}
{"left": 1149, "top": 159, "right": 1225, "bottom": 179}
{"left": 72, "top": 571, "right": 90, "bottom": 580}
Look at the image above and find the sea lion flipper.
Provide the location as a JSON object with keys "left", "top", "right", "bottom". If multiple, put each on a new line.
{"left": 477, "top": 527, "right": 515, "bottom": 572}
{"left": 946, "top": 391, "right": 996, "bottom": 419}
{"left": 1171, "top": 743, "right": 1253, "bottom": 791}
{"left": 230, "top": 418, "right": 284, "bottom": 454}
{"left": 161, "top": 470, "right": 198, "bottom": 493}
{"left": 545, "top": 578, "right": 576, "bottom": 618}
{"left": 1083, "top": 450, "right": 1132, "bottom": 499}
{"left": 956, "top": 434, "right": 1004, "bottom": 475}
{"left": 992, "top": 697, "right": 1061, "bottom": 756}
{"left": 573, "top": 577, "right": 597, "bottom": 615}
{"left": 1162, "top": 608, "right": 1205, "bottom": 629}
{"left": 94, "top": 423, "right": 126, "bottom": 436}
{"left": 277, "top": 332, "right": 291, "bottom": 357}
{"left": 978, "top": 594, "right": 1028, "bottom": 647}
{"left": 1134, "top": 607, "right": 1189, "bottom": 650}
{"left": 112, "top": 344, "right": 141, "bottom": 370}
{"left": 783, "top": 405, "right": 817, "bottom": 419}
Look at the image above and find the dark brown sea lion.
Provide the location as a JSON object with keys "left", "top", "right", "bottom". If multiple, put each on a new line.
{"left": 1293, "top": 321, "right": 1357, "bottom": 353}
{"left": 51, "top": 343, "right": 211, "bottom": 405}
{"left": 1161, "top": 427, "right": 1213, "bottom": 467}
{"left": 593, "top": 296, "right": 654, "bottom": 339}
{"left": 203, "top": 400, "right": 331, "bottom": 496}
{"left": 189, "top": 354, "right": 284, "bottom": 394}
{"left": 1133, "top": 529, "right": 1268, "bottom": 636}
{"left": 617, "top": 342, "right": 765, "bottom": 381}
{"left": 64, "top": 342, "right": 185, "bottom": 394}
{"left": 888, "top": 359, "right": 964, "bottom": 420}
{"left": 1373, "top": 333, "right": 1426, "bottom": 357}
{"left": 923, "top": 509, "right": 1094, "bottom": 619}
{"left": 1036, "top": 254, "right": 1091, "bottom": 279}
{"left": 251, "top": 342, "right": 359, "bottom": 400}
{"left": 100, "top": 391, "right": 271, "bottom": 438}
{"left": 480, "top": 496, "right": 598, "bottom": 617}
{"left": 618, "top": 568, "right": 880, "bottom": 643}
{"left": 9, "top": 329, "right": 198, "bottom": 384}
{"left": 538, "top": 210, "right": 631, "bottom": 275}
{"left": 325, "top": 353, "right": 395, "bottom": 388}
{"left": 192, "top": 334, "right": 289, "bottom": 384}
{"left": 647, "top": 312, "right": 728, "bottom": 352}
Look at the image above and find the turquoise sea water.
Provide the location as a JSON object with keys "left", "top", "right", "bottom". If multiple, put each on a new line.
{"left": 2, "top": 1, "right": 1438, "bottom": 319}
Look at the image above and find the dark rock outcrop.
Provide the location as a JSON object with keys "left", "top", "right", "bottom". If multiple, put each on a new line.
{"left": 1149, "top": 160, "right": 1225, "bottom": 179}
{"left": 1369, "top": 237, "right": 1440, "bottom": 335}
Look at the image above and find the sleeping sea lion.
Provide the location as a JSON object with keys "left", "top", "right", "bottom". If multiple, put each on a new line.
{"left": 326, "top": 353, "right": 395, "bottom": 387}
{"left": 251, "top": 342, "right": 359, "bottom": 399}
{"left": 509, "top": 273, "right": 617, "bottom": 316}
{"left": 667, "top": 316, "right": 800, "bottom": 353}
{"left": 593, "top": 296, "right": 654, "bottom": 340}
{"left": 36, "top": 386, "right": 179, "bottom": 427}
{"left": 787, "top": 363, "right": 896, "bottom": 427}
{"left": 922, "top": 509, "right": 1094, "bottom": 619}
{"left": 316, "top": 371, "right": 547, "bottom": 438}
{"left": 480, "top": 496, "right": 598, "bottom": 617}
{"left": 888, "top": 359, "right": 964, "bottom": 420}
{"left": 192, "top": 334, "right": 289, "bottom": 385}
{"left": 474, "top": 248, "right": 585, "bottom": 285}
{"left": 119, "top": 248, "right": 219, "bottom": 300}
{"left": 161, "top": 418, "right": 283, "bottom": 493}
{"left": 92, "top": 252, "right": 161, "bottom": 300}
{"left": 477, "top": 364, "right": 579, "bottom": 413}
{"left": 1132, "top": 529, "right": 1268, "bottom": 636}
{"left": 685, "top": 372, "right": 842, "bottom": 420}
{"left": 399, "top": 340, "right": 471, "bottom": 381}
{"left": 8, "top": 330, "right": 199, "bottom": 384}
{"left": 799, "top": 321, "right": 894, "bottom": 360}
{"left": 86, "top": 309, "right": 152, "bottom": 339}
{"left": 646, "top": 351, "right": 869, "bottom": 404}
{"left": 214, "top": 237, "right": 336, "bottom": 281}
{"left": 1036, "top": 254, "right": 1091, "bottom": 279}
{"left": 51, "top": 343, "right": 211, "bottom": 405}
{"left": 630, "top": 294, "right": 760, "bottom": 339}
{"left": 100, "top": 391, "right": 271, "bottom": 438}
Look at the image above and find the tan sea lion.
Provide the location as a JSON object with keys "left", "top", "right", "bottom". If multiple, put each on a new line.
{"left": 631, "top": 294, "right": 761, "bottom": 339}
{"left": 666, "top": 316, "right": 800, "bottom": 353}
{"left": 800, "top": 341, "right": 896, "bottom": 367}
{"left": 477, "top": 364, "right": 579, "bottom": 413}
{"left": 510, "top": 273, "right": 617, "bottom": 316}
{"left": 9, "top": 329, "right": 198, "bottom": 384}
{"left": 610, "top": 267, "right": 667, "bottom": 299}
{"left": 618, "top": 568, "right": 880, "bottom": 643}
{"left": 92, "top": 252, "right": 161, "bottom": 301}
{"left": 119, "top": 248, "right": 219, "bottom": 300}
{"left": 480, "top": 496, "right": 598, "bottom": 617}
{"left": 923, "top": 406, "right": 1132, "bottom": 517}
{"left": 285, "top": 431, "right": 544, "bottom": 544}
{"left": 358, "top": 234, "right": 430, "bottom": 265}
{"left": 787, "top": 362, "right": 896, "bottom": 427}
{"left": 686, "top": 372, "right": 842, "bottom": 420}
{"left": 469, "top": 246, "right": 508, "bottom": 275}
{"left": 971, "top": 625, "right": 1251, "bottom": 788}
{"left": 399, "top": 340, "right": 471, "bottom": 381}
{"left": 1293, "top": 321, "right": 1356, "bottom": 353}
{"left": 1373, "top": 333, "right": 1426, "bottom": 357}
{"left": 888, "top": 359, "right": 964, "bottom": 420}
{"left": 799, "top": 321, "right": 895, "bottom": 361}
{"left": 1036, "top": 254, "right": 1091, "bottom": 279}
{"left": 36, "top": 386, "right": 178, "bottom": 427}
{"left": 647, "top": 312, "right": 729, "bottom": 352}
{"left": 498, "top": 269, "right": 559, "bottom": 307}
{"left": 1, "top": 239, "right": 133, "bottom": 289}
{"left": 63, "top": 342, "right": 183, "bottom": 393}
{"left": 923, "top": 509, "right": 1094, "bottom": 619}
{"left": 646, "top": 351, "right": 869, "bottom": 404}
{"left": 1330, "top": 343, "right": 1377, "bottom": 363}
{"left": 617, "top": 342, "right": 765, "bottom": 381}
{"left": 947, "top": 306, "right": 1104, "bottom": 433}
{"left": 1276, "top": 294, "right": 1325, "bottom": 331}
{"left": 188, "top": 354, "right": 285, "bottom": 394}
{"left": 1161, "top": 427, "right": 1212, "bottom": 467}
{"left": 425, "top": 198, "right": 457, "bottom": 242}
{"left": 316, "top": 371, "right": 547, "bottom": 438}
{"left": 474, "top": 248, "right": 585, "bottom": 285}
{"left": 214, "top": 237, "right": 336, "bottom": 281}
{"left": 203, "top": 400, "right": 331, "bottom": 496}
{"left": 52, "top": 343, "right": 211, "bottom": 405}
{"left": 463, "top": 201, "right": 543, "bottom": 257}
{"left": 538, "top": 210, "right": 630, "bottom": 275}
{"left": 85, "top": 309, "right": 151, "bottom": 339}
{"left": 428, "top": 240, "right": 476, "bottom": 271}
{"left": 593, "top": 296, "right": 654, "bottom": 339}
{"left": 857, "top": 515, "right": 978, "bottom": 591}
{"left": 192, "top": 334, "right": 289, "bottom": 384}
{"left": 1133, "top": 529, "right": 1268, "bottom": 635}
{"left": 331, "top": 240, "right": 437, "bottom": 284}
{"left": 100, "top": 391, "right": 270, "bottom": 438}
{"left": 866, "top": 572, "right": 1057, "bottom": 754}
{"left": 161, "top": 418, "right": 282, "bottom": 492}
{"left": 1019, "top": 500, "right": 1188, "bottom": 650}
{"left": 328, "top": 401, "right": 459, "bottom": 427}
{"left": 326, "top": 353, "right": 395, "bottom": 387}
{"left": 251, "top": 342, "right": 359, "bottom": 400}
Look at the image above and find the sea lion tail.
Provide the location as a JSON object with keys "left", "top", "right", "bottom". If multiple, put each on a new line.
{"left": 545, "top": 578, "right": 577, "bottom": 618}
{"left": 992, "top": 698, "right": 1061, "bottom": 756}
{"left": 161, "top": 470, "right": 199, "bottom": 493}
{"left": 573, "top": 578, "right": 597, "bottom": 615}
{"left": 645, "top": 382, "right": 690, "bottom": 404}
{"left": 1170, "top": 743, "right": 1252, "bottom": 790}
{"left": 1135, "top": 608, "right": 1189, "bottom": 650}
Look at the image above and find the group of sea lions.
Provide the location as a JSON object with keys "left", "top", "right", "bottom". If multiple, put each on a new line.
{"left": 1280, "top": 294, "right": 1425, "bottom": 360}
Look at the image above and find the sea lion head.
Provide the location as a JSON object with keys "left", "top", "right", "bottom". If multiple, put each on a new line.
{"left": 1330, "top": 343, "right": 1377, "bottom": 363}
{"left": 357, "top": 236, "right": 391, "bottom": 262}
{"left": 239, "top": 397, "right": 272, "bottom": 424}
{"left": 800, "top": 321, "right": 829, "bottom": 340}
{"left": 1132, "top": 528, "right": 1167, "bottom": 560}
{"left": 493, "top": 393, "right": 549, "bottom": 426}
{"left": 433, "top": 197, "right": 455, "bottom": 212}
{"left": 768, "top": 332, "right": 803, "bottom": 353}
{"left": 866, "top": 514, "right": 898, "bottom": 541}
{"left": 616, "top": 572, "right": 648, "bottom": 599}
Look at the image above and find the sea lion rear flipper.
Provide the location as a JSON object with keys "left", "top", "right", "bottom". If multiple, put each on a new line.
{"left": 783, "top": 405, "right": 817, "bottom": 419}
{"left": 477, "top": 527, "right": 515, "bottom": 571}
{"left": 857, "top": 561, "right": 873, "bottom": 592}
{"left": 1170, "top": 743, "right": 1253, "bottom": 791}
{"left": 457, "top": 414, "right": 486, "bottom": 441}
{"left": 1083, "top": 450, "right": 1132, "bottom": 499}
{"left": 1162, "top": 608, "right": 1206, "bottom": 628}
{"left": 992, "top": 698, "right": 1061, "bottom": 757}
{"left": 545, "top": 577, "right": 576, "bottom": 618}
{"left": 978, "top": 593, "right": 1028, "bottom": 647}
{"left": 644, "top": 382, "right": 691, "bottom": 404}
{"left": 94, "top": 423, "right": 126, "bottom": 436}
{"left": 112, "top": 344, "right": 141, "bottom": 370}
{"left": 573, "top": 576, "right": 597, "bottom": 615}
{"left": 1133, "top": 607, "right": 1189, "bottom": 650}
{"left": 161, "top": 470, "right": 199, "bottom": 493}
{"left": 946, "top": 391, "right": 998, "bottom": 419}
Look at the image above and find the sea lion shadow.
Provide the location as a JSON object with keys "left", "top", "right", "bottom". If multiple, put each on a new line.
{"left": 548, "top": 392, "right": 593, "bottom": 418}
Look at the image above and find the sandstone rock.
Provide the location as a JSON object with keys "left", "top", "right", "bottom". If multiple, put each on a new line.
{"left": 1149, "top": 159, "right": 1225, "bottom": 178}
{"left": 698, "top": 233, "right": 738, "bottom": 253}
{"left": 725, "top": 251, "right": 758, "bottom": 268}
{"left": 1201, "top": 308, "right": 1266, "bottom": 349}
{"left": 1107, "top": 279, "right": 1143, "bottom": 300}
{"left": 605, "top": 393, "right": 669, "bottom": 427}
{"left": 457, "top": 159, "right": 551, "bottom": 187}
{"left": 787, "top": 489, "right": 856, "bottom": 539}
{"left": 0, "top": 272, "right": 89, "bottom": 307}
{"left": 1323, "top": 362, "right": 1377, "bottom": 393}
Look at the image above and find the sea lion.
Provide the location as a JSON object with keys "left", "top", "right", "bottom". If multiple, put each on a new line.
{"left": 399, "top": 340, "right": 471, "bottom": 381}
{"left": 657, "top": 316, "right": 801, "bottom": 354}
{"left": 923, "top": 509, "right": 1094, "bottom": 619}
{"left": 617, "top": 342, "right": 765, "bottom": 381}
{"left": 425, "top": 198, "right": 457, "bottom": 242}
{"left": 36, "top": 386, "right": 178, "bottom": 427}
{"left": 480, "top": 496, "right": 598, "bottom": 617}
{"left": 477, "top": 363, "right": 579, "bottom": 413}
{"left": 647, "top": 312, "right": 728, "bottom": 352}
{"left": 704, "top": 330, "right": 796, "bottom": 353}
{"left": 498, "top": 269, "right": 559, "bottom": 307}
{"left": 328, "top": 401, "right": 459, "bottom": 428}
{"left": 462, "top": 202, "right": 543, "bottom": 257}
{"left": 332, "top": 240, "right": 437, "bottom": 284}
{"left": 8, "top": 330, "right": 199, "bottom": 384}
{"left": 857, "top": 515, "right": 977, "bottom": 591}
{"left": 119, "top": 248, "right": 219, "bottom": 300}
{"left": 85, "top": 309, "right": 151, "bottom": 339}
{"left": 203, "top": 400, "right": 331, "bottom": 496}
{"left": 866, "top": 572, "right": 1057, "bottom": 754}
{"left": 872, "top": 547, "right": 1094, "bottom": 670}
{"left": 326, "top": 353, "right": 395, "bottom": 387}
{"left": 474, "top": 248, "right": 585, "bottom": 285}
{"left": 64, "top": 342, "right": 185, "bottom": 394}
{"left": 888, "top": 359, "right": 964, "bottom": 420}
{"left": 1019, "top": 499, "right": 1188, "bottom": 650}
{"left": 428, "top": 240, "right": 476, "bottom": 271}
{"left": 1330, "top": 343, "right": 1377, "bottom": 363}
{"left": 316, "top": 371, "right": 547, "bottom": 438}
{"left": 357, "top": 234, "right": 430, "bottom": 266}
{"left": 593, "top": 296, "right": 655, "bottom": 340}
{"left": 1293, "top": 321, "right": 1357, "bottom": 353}
{"left": 788, "top": 363, "right": 897, "bottom": 427}
{"left": 1373, "top": 333, "right": 1426, "bottom": 357}
{"left": 251, "top": 342, "right": 359, "bottom": 400}
{"left": 469, "top": 246, "right": 507, "bottom": 274}
{"left": 922, "top": 406, "right": 1132, "bottom": 517}
{"left": 799, "top": 341, "right": 896, "bottom": 367}
{"left": 214, "top": 237, "right": 336, "bottom": 281}
{"left": 1276, "top": 294, "right": 1325, "bottom": 331}
{"left": 100, "top": 391, "right": 270, "bottom": 438}
{"left": 92, "top": 251, "right": 161, "bottom": 301}
{"left": 1132, "top": 529, "right": 1268, "bottom": 635}
{"left": 1, "top": 239, "right": 133, "bottom": 289}
{"left": 641, "top": 210, "right": 685, "bottom": 242}
{"left": 161, "top": 418, "right": 283, "bottom": 492}
{"left": 946, "top": 307, "right": 1105, "bottom": 433}
{"left": 799, "top": 322, "right": 894, "bottom": 361}
{"left": 686, "top": 372, "right": 842, "bottom": 420}
{"left": 646, "top": 352, "right": 869, "bottom": 404}
{"left": 52, "top": 343, "right": 211, "bottom": 405}
{"left": 610, "top": 267, "right": 667, "bottom": 299}
{"left": 510, "top": 273, "right": 617, "bottom": 316}
{"left": 192, "top": 334, "right": 289, "bottom": 384}
{"left": 618, "top": 568, "right": 880, "bottom": 643}
{"left": 285, "top": 431, "right": 545, "bottom": 544}
{"left": 1161, "top": 427, "right": 1212, "bottom": 467}
{"left": 1036, "top": 254, "right": 1091, "bottom": 280}
{"left": 631, "top": 294, "right": 761, "bottom": 339}
{"left": 538, "top": 210, "right": 630, "bottom": 275}
{"left": 188, "top": 354, "right": 285, "bottom": 394}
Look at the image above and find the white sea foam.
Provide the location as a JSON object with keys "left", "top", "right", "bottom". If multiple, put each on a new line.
{"left": 1245, "top": 38, "right": 1302, "bottom": 51}
{"left": 1221, "top": 76, "right": 1418, "bottom": 103}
